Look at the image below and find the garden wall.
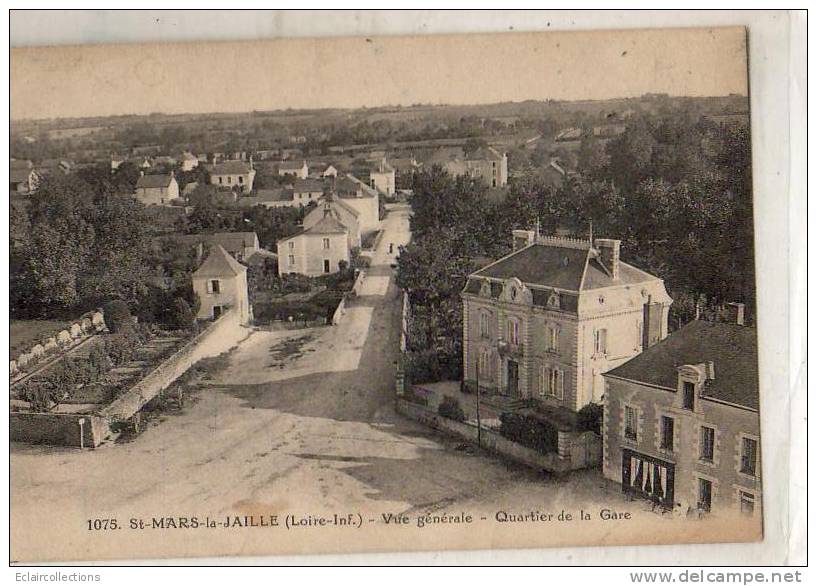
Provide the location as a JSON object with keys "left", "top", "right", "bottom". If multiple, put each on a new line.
{"left": 10, "top": 412, "right": 109, "bottom": 448}
{"left": 99, "top": 308, "right": 251, "bottom": 423}
{"left": 11, "top": 310, "right": 106, "bottom": 380}
{"left": 395, "top": 397, "right": 599, "bottom": 473}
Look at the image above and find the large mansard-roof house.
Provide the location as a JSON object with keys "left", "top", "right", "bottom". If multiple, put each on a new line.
{"left": 461, "top": 228, "right": 672, "bottom": 413}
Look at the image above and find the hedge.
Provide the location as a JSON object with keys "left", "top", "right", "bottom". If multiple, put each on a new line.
{"left": 499, "top": 411, "right": 559, "bottom": 454}
{"left": 437, "top": 395, "right": 466, "bottom": 422}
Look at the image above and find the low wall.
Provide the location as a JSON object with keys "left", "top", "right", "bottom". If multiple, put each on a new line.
{"left": 351, "top": 269, "right": 367, "bottom": 296}
{"left": 10, "top": 412, "right": 109, "bottom": 448}
{"left": 11, "top": 310, "right": 106, "bottom": 379}
{"left": 99, "top": 308, "right": 251, "bottom": 422}
{"left": 395, "top": 398, "right": 577, "bottom": 473}
{"left": 331, "top": 295, "right": 348, "bottom": 325}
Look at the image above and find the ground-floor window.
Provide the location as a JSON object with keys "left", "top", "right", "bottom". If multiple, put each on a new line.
{"left": 698, "top": 477, "right": 713, "bottom": 512}
{"left": 621, "top": 450, "right": 674, "bottom": 508}
{"left": 739, "top": 490, "right": 756, "bottom": 516}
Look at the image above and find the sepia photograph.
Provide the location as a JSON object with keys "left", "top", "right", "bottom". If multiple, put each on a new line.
{"left": 5, "top": 10, "right": 802, "bottom": 568}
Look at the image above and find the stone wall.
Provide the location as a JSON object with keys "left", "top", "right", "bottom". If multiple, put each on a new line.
{"left": 99, "top": 308, "right": 251, "bottom": 423}
{"left": 10, "top": 412, "right": 109, "bottom": 448}
{"left": 395, "top": 398, "right": 584, "bottom": 474}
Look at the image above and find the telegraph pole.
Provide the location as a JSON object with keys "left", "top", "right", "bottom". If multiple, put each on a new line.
{"left": 476, "top": 361, "right": 482, "bottom": 448}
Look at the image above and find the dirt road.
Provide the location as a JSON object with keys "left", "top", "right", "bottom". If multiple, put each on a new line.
{"left": 11, "top": 205, "right": 628, "bottom": 562}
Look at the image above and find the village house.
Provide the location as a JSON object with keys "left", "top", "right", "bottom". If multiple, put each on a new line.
{"left": 179, "top": 231, "right": 261, "bottom": 263}
{"left": 444, "top": 146, "right": 508, "bottom": 187}
{"left": 293, "top": 178, "right": 326, "bottom": 204}
{"left": 180, "top": 152, "right": 199, "bottom": 172}
{"left": 461, "top": 228, "right": 672, "bottom": 411}
{"left": 276, "top": 215, "right": 350, "bottom": 277}
{"left": 134, "top": 173, "right": 180, "bottom": 205}
{"left": 542, "top": 159, "right": 577, "bottom": 188}
{"left": 111, "top": 155, "right": 125, "bottom": 171}
{"left": 278, "top": 160, "right": 309, "bottom": 179}
{"left": 602, "top": 311, "right": 760, "bottom": 519}
{"left": 303, "top": 192, "right": 362, "bottom": 250}
{"left": 209, "top": 160, "right": 256, "bottom": 193}
{"left": 237, "top": 188, "right": 298, "bottom": 209}
{"left": 10, "top": 161, "right": 39, "bottom": 194}
{"left": 192, "top": 245, "right": 251, "bottom": 324}
{"left": 369, "top": 159, "right": 396, "bottom": 196}
{"left": 335, "top": 174, "right": 380, "bottom": 233}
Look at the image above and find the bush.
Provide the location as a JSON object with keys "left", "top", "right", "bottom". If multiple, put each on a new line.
{"left": 18, "top": 381, "right": 60, "bottom": 412}
{"left": 103, "top": 299, "right": 133, "bottom": 333}
{"left": 169, "top": 297, "right": 196, "bottom": 329}
{"left": 577, "top": 402, "right": 603, "bottom": 434}
{"left": 405, "top": 348, "right": 461, "bottom": 385}
{"left": 104, "top": 330, "right": 141, "bottom": 365}
{"left": 499, "top": 411, "right": 559, "bottom": 454}
{"left": 437, "top": 395, "right": 466, "bottom": 422}
{"left": 88, "top": 344, "right": 113, "bottom": 380}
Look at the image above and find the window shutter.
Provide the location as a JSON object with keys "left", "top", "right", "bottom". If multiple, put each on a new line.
{"left": 206, "top": 280, "right": 212, "bottom": 294}
{"left": 601, "top": 329, "right": 608, "bottom": 353}
{"left": 557, "top": 369, "right": 565, "bottom": 399}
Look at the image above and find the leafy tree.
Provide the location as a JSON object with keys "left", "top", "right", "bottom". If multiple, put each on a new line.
{"left": 102, "top": 299, "right": 133, "bottom": 333}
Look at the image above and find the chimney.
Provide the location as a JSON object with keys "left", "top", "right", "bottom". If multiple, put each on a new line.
{"left": 642, "top": 295, "right": 663, "bottom": 349}
{"left": 595, "top": 238, "right": 621, "bottom": 280}
{"left": 726, "top": 302, "right": 745, "bottom": 326}
{"left": 512, "top": 229, "right": 536, "bottom": 251}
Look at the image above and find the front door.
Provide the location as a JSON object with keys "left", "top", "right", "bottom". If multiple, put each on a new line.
{"left": 506, "top": 360, "right": 519, "bottom": 397}
{"left": 323, "top": 259, "right": 331, "bottom": 273}
{"left": 213, "top": 305, "right": 223, "bottom": 319}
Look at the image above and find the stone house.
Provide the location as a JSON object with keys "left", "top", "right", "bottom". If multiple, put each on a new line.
{"left": 602, "top": 314, "right": 760, "bottom": 520}
{"left": 445, "top": 146, "right": 508, "bottom": 187}
{"left": 209, "top": 160, "right": 256, "bottom": 193}
{"left": 369, "top": 159, "right": 395, "bottom": 196}
{"left": 179, "top": 231, "right": 261, "bottom": 263}
{"left": 293, "top": 178, "right": 326, "bottom": 204}
{"left": 278, "top": 160, "right": 309, "bottom": 179}
{"left": 303, "top": 193, "right": 362, "bottom": 250}
{"left": 180, "top": 152, "right": 199, "bottom": 172}
{"left": 134, "top": 173, "right": 180, "bottom": 205}
{"left": 461, "top": 229, "right": 672, "bottom": 411}
{"left": 335, "top": 174, "right": 380, "bottom": 233}
{"left": 10, "top": 167, "right": 39, "bottom": 194}
{"left": 192, "top": 245, "right": 251, "bottom": 324}
{"left": 276, "top": 215, "right": 350, "bottom": 277}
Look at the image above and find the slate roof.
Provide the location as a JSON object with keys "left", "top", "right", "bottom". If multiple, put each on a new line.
{"left": 336, "top": 174, "right": 377, "bottom": 199}
{"left": 605, "top": 320, "right": 759, "bottom": 411}
{"left": 136, "top": 174, "right": 174, "bottom": 189}
{"left": 192, "top": 245, "right": 246, "bottom": 278}
{"left": 10, "top": 168, "right": 34, "bottom": 183}
{"left": 210, "top": 161, "right": 252, "bottom": 175}
{"left": 238, "top": 189, "right": 294, "bottom": 206}
{"left": 279, "top": 160, "right": 306, "bottom": 170}
{"left": 279, "top": 215, "right": 348, "bottom": 242}
{"left": 180, "top": 232, "right": 258, "bottom": 252}
{"left": 293, "top": 178, "right": 326, "bottom": 193}
{"left": 470, "top": 240, "right": 660, "bottom": 293}
{"left": 466, "top": 146, "right": 504, "bottom": 161}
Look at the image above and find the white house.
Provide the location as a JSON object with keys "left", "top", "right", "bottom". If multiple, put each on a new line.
{"left": 277, "top": 215, "right": 350, "bottom": 277}
{"left": 192, "top": 245, "right": 251, "bottom": 324}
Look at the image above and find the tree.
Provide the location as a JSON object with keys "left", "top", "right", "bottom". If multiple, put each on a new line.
{"left": 169, "top": 297, "right": 196, "bottom": 329}
{"left": 103, "top": 299, "right": 133, "bottom": 333}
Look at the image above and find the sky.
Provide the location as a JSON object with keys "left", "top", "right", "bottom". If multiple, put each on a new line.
{"left": 10, "top": 27, "right": 749, "bottom": 121}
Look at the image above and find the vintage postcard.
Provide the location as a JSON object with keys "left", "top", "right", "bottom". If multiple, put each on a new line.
{"left": 10, "top": 24, "right": 763, "bottom": 563}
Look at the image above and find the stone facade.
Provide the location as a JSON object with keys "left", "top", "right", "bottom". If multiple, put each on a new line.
{"left": 461, "top": 231, "right": 671, "bottom": 412}
{"left": 191, "top": 245, "right": 251, "bottom": 324}
{"left": 602, "top": 320, "right": 761, "bottom": 520}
